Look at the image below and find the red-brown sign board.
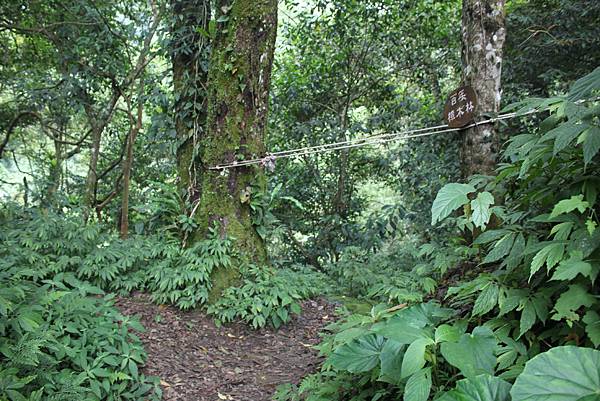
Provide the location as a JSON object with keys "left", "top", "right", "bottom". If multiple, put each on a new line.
{"left": 443, "top": 86, "right": 477, "bottom": 128}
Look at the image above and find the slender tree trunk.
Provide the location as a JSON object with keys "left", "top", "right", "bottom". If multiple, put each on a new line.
{"left": 82, "top": 5, "right": 160, "bottom": 220}
{"left": 23, "top": 177, "right": 28, "bottom": 207}
{"left": 171, "top": 0, "right": 211, "bottom": 210}
{"left": 84, "top": 125, "right": 102, "bottom": 218}
{"left": 47, "top": 131, "right": 63, "bottom": 202}
{"left": 199, "top": 0, "right": 277, "bottom": 301}
{"left": 0, "top": 112, "right": 40, "bottom": 161}
{"left": 120, "top": 81, "right": 144, "bottom": 239}
{"left": 460, "top": 0, "right": 506, "bottom": 178}
{"left": 333, "top": 103, "right": 350, "bottom": 216}
{"left": 82, "top": 93, "right": 118, "bottom": 221}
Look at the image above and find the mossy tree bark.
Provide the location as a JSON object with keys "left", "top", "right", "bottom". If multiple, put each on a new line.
{"left": 171, "top": 0, "right": 277, "bottom": 300}
{"left": 171, "top": 0, "right": 211, "bottom": 209}
{"left": 460, "top": 0, "right": 506, "bottom": 179}
{"left": 199, "top": 0, "right": 277, "bottom": 299}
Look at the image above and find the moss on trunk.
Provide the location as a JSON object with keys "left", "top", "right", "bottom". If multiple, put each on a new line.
{"left": 171, "top": 0, "right": 277, "bottom": 300}
{"left": 171, "top": 0, "right": 211, "bottom": 206}
{"left": 198, "top": 0, "right": 277, "bottom": 299}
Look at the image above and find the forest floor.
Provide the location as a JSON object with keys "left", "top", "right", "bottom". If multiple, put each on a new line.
{"left": 116, "top": 294, "right": 337, "bottom": 401}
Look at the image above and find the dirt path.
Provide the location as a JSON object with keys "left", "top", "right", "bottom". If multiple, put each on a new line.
{"left": 116, "top": 294, "right": 336, "bottom": 401}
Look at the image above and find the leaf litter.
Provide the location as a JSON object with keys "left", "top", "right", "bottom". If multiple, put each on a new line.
{"left": 116, "top": 294, "right": 337, "bottom": 401}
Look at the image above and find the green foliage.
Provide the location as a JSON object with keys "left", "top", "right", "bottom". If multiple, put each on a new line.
{"left": 431, "top": 184, "right": 476, "bottom": 225}
{"left": 438, "top": 375, "right": 511, "bottom": 401}
{"left": 511, "top": 346, "right": 600, "bottom": 401}
{"left": 268, "top": 0, "right": 462, "bottom": 266}
{"left": 1, "top": 1, "right": 598, "bottom": 400}
{"left": 0, "top": 0, "right": 171, "bottom": 211}
{"left": 0, "top": 264, "right": 160, "bottom": 400}
{"left": 133, "top": 181, "right": 189, "bottom": 236}
{"left": 0, "top": 204, "right": 318, "bottom": 320}
{"left": 146, "top": 228, "right": 233, "bottom": 309}
{"left": 0, "top": 204, "right": 323, "bottom": 399}
{"left": 504, "top": 1, "right": 600, "bottom": 99}
{"left": 439, "top": 69, "right": 600, "bottom": 344}
{"left": 439, "top": 327, "right": 497, "bottom": 378}
{"left": 207, "top": 266, "right": 323, "bottom": 329}
{"left": 328, "top": 334, "right": 387, "bottom": 374}
{"left": 0, "top": 207, "right": 194, "bottom": 309}
{"left": 277, "top": 303, "right": 457, "bottom": 400}
{"left": 275, "top": 67, "right": 600, "bottom": 401}
{"left": 324, "top": 243, "right": 440, "bottom": 306}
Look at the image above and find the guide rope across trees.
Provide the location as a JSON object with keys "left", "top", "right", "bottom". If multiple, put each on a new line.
{"left": 209, "top": 106, "right": 542, "bottom": 171}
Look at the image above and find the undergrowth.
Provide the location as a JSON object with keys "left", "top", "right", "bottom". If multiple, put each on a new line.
{"left": 0, "top": 264, "right": 161, "bottom": 401}
{"left": 0, "top": 203, "right": 323, "bottom": 399}
{"left": 208, "top": 265, "right": 322, "bottom": 329}
{"left": 0, "top": 205, "right": 322, "bottom": 328}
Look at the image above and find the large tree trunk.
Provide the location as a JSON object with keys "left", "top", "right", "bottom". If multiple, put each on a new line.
{"left": 171, "top": 0, "right": 211, "bottom": 210}
{"left": 199, "top": 0, "right": 277, "bottom": 301}
{"left": 460, "top": 0, "right": 506, "bottom": 179}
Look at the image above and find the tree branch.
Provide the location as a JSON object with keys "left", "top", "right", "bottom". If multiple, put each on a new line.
{"left": 0, "top": 111, "right": 42, "bottom": 160}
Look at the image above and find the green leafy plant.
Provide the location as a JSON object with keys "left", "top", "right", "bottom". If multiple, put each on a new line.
{"left": 432, "top": 69, "right": 600, "bottom": 349}
{"left": 325, "top": 243, "right": 440, "bottom": 306}
{"left": 146, "top": 227, "right": 234, "bottom": 309}
{"left": 510, "top": 346, "right": 600, "bottom": 401}
{"left": 208, "top": 265, "right": 319, "bottom": 329}
{"left": 0, "top": 265, "right": 160, "bottom": 401}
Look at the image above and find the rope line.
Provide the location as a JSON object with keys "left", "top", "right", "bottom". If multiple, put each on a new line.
{"left": 208, "top": 107, "right": 541, "bottom": 170}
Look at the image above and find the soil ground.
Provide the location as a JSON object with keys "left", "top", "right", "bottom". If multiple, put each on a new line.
{"left": 116, "top": 294, "right": 337, "bottom": 401}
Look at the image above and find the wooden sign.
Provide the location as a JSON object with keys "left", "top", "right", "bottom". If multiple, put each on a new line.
{"left": 443, "top": 86, "right": 477, "bottom": 128}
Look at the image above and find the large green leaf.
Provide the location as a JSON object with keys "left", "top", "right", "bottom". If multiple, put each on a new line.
{"left": 519, "top": 300, "right": 537, "bottom": 337}
{"left": 505, "top": 232, "right": 526, "bottom": 270}
{"left": 472, "top": 284, "right": 499, "bottom": 316}
{"left": 471, "top": 192, "right": 495, "bottom": 229}
{"left": 435, "top": 324, "right": 462, "bottom": 343}
{"left": 511, "top": 346, "right": 600, "bottom": 401}
{"left": 551, "top": 253, "right": 592, "bottom": 281}
{"left": 583, "top": 311, "right": 600, "bottom": 347}
{"left": 474, "top": 229, "right": 512, "bottom": 245}
{"left": 568, "top": 66, "right": 600, "bottom": 102}
{"left": 552, "top": 284, "right": 596, "bottom": 322}
{"left": 401, "top": 338, "right": 433, "bottom": 378}
{"left": 378, "top": 339, "right": 404, "bottom": 384}
{"left": 372, "top": 310, "right": 432, "bottom": 345}
{"left": 552, "top": 122, "right": 588, "bottom": 155}
{"left": 404, "top": 367, "right": 432, "bottom": 401}
{"left": 401, "top": 302, "right": 454, "bottom": 326}
{"left": 440, "top": 327, "right": 497, "bottom": 378}
{"left": 498, "top": 288, "right": 527, "bottom": 316}
{"left": 530, "top": 243, "right": 565, "bottom": 279}
{"left": 550, "top": 195, "right": 589, "bottom": 218}
{"left": 483, "top": 233, "right": 516, "bottom": 264}
{"left": 431, "top": 184, "right": 475, "bottom": 225}
{"left": 329, "top": 334, "right": 385, "bottom": 373}
{"left": 438, "top": 374, "right": 511, "bottom": 401}
{"left": 582, "top": 126, "right": 600, "bottom": 165}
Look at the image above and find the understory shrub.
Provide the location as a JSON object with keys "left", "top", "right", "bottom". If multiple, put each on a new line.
{"left": 0, "top": 265, "right": 160, "bottom": 401}
{"left": 0, "top": 205, "right": 322, "bottom": 399}
{"left": 0, "top": 209, "right": 234, "bottom": 310}
{"left": 325, "top": 242, "right": 459, "bottom": 305}
{"left": 0, "top": 204, "right": 321, "bottom": 322}
{"left": 207, "top": 265, "right": 326, "bottom": 329}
